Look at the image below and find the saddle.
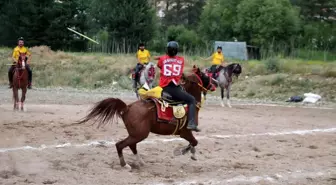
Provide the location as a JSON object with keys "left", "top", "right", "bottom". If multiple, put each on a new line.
{"left": 131, "top": 64, "right": 146, "bottom": 80}
{"left": 206, "top": 66, "right": 232, "bottom": 83}
{"left": 138, "top": 86, "right": 188, "bottom": 130}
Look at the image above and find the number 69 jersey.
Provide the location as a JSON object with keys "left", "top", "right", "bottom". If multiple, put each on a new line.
{"left": 157, "top": 55, "right": 185, "bottom": 87}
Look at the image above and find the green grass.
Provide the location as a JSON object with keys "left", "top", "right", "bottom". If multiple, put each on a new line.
{"left": 1, "top": 46, "right": 335, "bottom": 102}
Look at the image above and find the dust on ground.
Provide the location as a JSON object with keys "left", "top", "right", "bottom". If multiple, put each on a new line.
{"left": 0, "top": 87, "right": 335, "bottom": 185}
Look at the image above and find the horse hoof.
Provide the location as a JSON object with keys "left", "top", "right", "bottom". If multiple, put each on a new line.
{"left": 191, "top": 156, "right": 197, "bottom": 161}
{"left": 136, "top": 154, "right": 146, "bottom": 166}
{"left": 139, "top": 161, "right": 146, "bottom": 166}
{"left": 123, "top": 164, "right": 132, "bottom": 171}
{"left": 220, "top": 102, "right": 225, "bottom": 107}
{"left": 173, "top": 147, "right": 183, "bottom": 156}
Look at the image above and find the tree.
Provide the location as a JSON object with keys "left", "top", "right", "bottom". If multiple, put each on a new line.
{"left": 163, "top": 0, "right": 206, "bottom": 29}
{"left": 291, "top": 0, "right": 336, "bottom": 23}
{"left": 45, "top": 0, "right": 89, "bottom": 51}
{"left": 0, "top": 0, "right": 54, "bottom": 46}
{"left": 0, "top": 0, "right": 89, "bottom": 51}
{"left": 291, "top": 0, "right": 336, "bottom": 50}
{"left": 167, "top": 25, "right": 200, "bottom": 49}
{"left": 89, "top": 0, "right": 157, "bottom": 53}
{"left": 235, "top": 0, "right": 300, "bottom": 47}
{"left": 198, "top": 0, "right": 242, "bottom": 42}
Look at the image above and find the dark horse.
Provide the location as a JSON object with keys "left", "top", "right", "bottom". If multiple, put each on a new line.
{"left": 203, "top": 63, "right": 242, "bottom": 107}
{"left": 77, "top": 65, "right": 215, "bottom": 170}
{"left": 12, "top": 52, "right": 29, "bottom": 111}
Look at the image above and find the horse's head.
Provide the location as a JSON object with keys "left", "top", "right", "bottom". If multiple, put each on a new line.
{"left": 183, "top": 65, "right": 217, "bottom": 93}
{"left": 17, "top": 52, "right": 27, "bottom": 69}
{"left": 228, "top": 63, "right": 242, "bottom": 77}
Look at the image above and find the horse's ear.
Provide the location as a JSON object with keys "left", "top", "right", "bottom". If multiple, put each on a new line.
{"left": 192, "top": 65, "right": 197, "bottom": 73}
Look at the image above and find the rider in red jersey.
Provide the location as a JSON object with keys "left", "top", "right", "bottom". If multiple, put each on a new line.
{"left": 157, "top": 41, "right": 200, "bottom": 132}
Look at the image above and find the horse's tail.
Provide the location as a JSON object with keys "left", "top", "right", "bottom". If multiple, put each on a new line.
{"left": 76, "top": 98, "right": 128, "bottom": 128}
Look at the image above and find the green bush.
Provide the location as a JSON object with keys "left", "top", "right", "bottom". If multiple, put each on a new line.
{"left": 264, "top": 58, "right": 280, "bottom": 73}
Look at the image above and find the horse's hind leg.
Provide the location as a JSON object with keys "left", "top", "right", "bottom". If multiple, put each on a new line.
{"left": 226, "top": 85, "right": 232, "bottom": 108}
{"left": 116, "top": 134, "right": 148, "bottom": 170}
{"left": 129, "top": 144, "right": 146, "bottom": 166}
{"left": 116, "top": 137, "right": 132, "bottom": 170}
{"left": 220, "top": 87, "right": 225, "bottom": 107}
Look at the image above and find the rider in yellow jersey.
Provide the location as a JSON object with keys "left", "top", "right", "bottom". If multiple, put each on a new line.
{"left": 133, "top": 43, "right": 151, "bottom": 88}
{"left": 204, "top": 46, "right": 226, "bottom": 79}
{"left": 8, "top": 37, "right": 33, "bottom": 89}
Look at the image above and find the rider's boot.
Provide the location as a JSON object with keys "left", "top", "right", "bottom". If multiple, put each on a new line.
{"left": 28, "top": 82, "right": 32, "bottom": 89}
{"left": 211, "top": 73, "right": 218, "bottom": 87}
{"left": 186, "top": 104, "right": 201, "bottom": 132}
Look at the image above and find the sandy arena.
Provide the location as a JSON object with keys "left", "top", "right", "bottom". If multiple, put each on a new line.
{"left": 0, "top": 87, "right": 335, "bottom": 185}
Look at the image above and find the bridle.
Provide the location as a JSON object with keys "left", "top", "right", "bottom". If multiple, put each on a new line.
{"left": 189, "top": 72, "right": 216, "bottom": 93}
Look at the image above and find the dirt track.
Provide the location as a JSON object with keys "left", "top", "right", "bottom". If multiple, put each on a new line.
{"left": 0, "top": 87, "right": 335, "bottom": 185}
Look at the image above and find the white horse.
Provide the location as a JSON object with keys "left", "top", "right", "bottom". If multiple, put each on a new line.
{"left": 203, "top": 63, "right": 242, "bottom": 107}
{"left": 132, "top": 62, "right": 156, "bottom": 99}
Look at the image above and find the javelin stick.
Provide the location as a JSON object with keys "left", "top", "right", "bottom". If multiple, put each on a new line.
{"left": 67, "top": 27, "right": 99, "bottom": 44}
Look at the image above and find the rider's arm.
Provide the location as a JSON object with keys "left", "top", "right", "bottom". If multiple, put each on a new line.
{"left": 147, "top": 51, "right": 151, "bottom": 61}
{"left": 27, "top": 49, "right": 32, "bottom": 64}
{"left": 203, "top": 53, "right": 214, "bottom": 61}
{"left": 135, "top": 51, "right": 141, "bottom": 63}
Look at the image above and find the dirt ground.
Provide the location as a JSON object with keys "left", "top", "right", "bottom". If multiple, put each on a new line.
{"left": 0, "top": 87, "right": 335, "bottom": 185}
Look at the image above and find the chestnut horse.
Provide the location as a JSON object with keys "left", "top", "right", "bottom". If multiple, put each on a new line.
{"left": 77, "top": 65, "right": 216, "bottom": 169}
{"left": 12, "top": 53, "right": 29, "bottom": 111}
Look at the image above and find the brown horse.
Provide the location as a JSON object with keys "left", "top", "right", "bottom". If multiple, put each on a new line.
{"left": 77, "top": 65, "right": 216, "bottom": 169}
{"left": 12, "top": 52, "right": 29, "bottom": 111}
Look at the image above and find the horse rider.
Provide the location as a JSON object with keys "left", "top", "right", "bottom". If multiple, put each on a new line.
{"left": 8, "top": 37, "right": 33, "bottom": 89}
{"left": 156, "top": 41, "right": 200, "bottom": 132}
{"left": 134, "top": 43, "right": 151, "bottom": 88}
{"left": 204, "top": 46, "right": 226, "bottom": 79}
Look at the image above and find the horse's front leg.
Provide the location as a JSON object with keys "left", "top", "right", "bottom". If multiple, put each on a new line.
{"left": 12, "top": 88, "right": 19, "bottom": 110}
{"left": 180, "top": 130, "right": 198, "bottom": 161}
{"left": 21, "top": 88, "right": 27, "bottom": 111}
{"left": 226, "top": 85, "right": 232, "bottom": 108}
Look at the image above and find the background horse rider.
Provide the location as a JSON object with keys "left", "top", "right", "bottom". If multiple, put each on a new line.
{"left": 8, "top": 37, "right": 33, "bottom": 89}
{"left": 203, "top": 46, "right": 227, "bottom": 80}
{"left": 133, "top": 43, "right": 151, "bottom": 88}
